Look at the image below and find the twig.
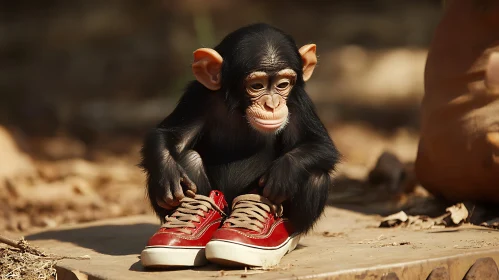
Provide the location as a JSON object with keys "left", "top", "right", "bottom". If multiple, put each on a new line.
{"left": 0, "top": 234, "right": 19, "bottom": 249}
{"left": 0, "top": 234, "right": 47, "bottom": 256}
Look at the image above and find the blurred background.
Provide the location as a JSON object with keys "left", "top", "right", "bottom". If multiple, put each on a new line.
{"left": 0, "top": 0, "right": 443, "bottom": 232}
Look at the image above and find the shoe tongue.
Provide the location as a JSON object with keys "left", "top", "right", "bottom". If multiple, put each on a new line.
{"left": 208, "top": 190, "right": 227, "bottom": 209}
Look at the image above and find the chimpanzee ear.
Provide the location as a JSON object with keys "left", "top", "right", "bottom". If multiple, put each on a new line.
{"left": 298, "top": 44, "right": 317, "bottom": 82}
{"left": 192, "top": 48, "right": 223, "bottom": 91}
{"left": 485, "top": 52, "right": 499, "bottom": 92}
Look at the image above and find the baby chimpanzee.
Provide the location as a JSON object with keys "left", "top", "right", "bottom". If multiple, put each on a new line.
{"left": 140, "top": 23, "right": 339, "bottom": 268}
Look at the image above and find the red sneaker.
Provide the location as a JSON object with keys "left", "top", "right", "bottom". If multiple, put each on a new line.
{"left": 141, "top": 190, "right": 227, "bottom": 267}
{"left": 205, "top": 194, "right": 300, "bottom": 267}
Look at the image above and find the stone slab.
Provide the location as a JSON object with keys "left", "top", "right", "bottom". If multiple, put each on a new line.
{"left": 22, "top": 207, "right": 499, "bottom": 280}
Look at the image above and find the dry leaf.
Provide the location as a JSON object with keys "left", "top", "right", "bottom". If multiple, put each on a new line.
{"left": 379, "top": 211, "right": 408, "bottom": 227}
{"left": 446, "top": 203, "right": 469, "bottom": 225}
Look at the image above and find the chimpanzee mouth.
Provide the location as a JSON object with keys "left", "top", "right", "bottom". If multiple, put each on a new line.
{"left": 248, "top": 116, "right": 287, "bottom": 131}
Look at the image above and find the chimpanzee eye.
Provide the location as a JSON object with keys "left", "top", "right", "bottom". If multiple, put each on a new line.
{"left": 276, "top": 81, "right": 290, "bottom": 89}
{"left": 250, "top": 83, "right": 264, "bottom": 90}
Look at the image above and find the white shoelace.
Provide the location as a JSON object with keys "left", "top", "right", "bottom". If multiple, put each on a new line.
{"left": 224, "top": 194, "right": 283, "bottom": 231}
{"left": 162, "top": 195, "right": 225, "bottom": 234}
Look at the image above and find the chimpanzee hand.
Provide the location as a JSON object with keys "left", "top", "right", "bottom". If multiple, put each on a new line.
{"left": 156, "top": 157, "right": 197, "bottom": 210}
{"left": 260, "top": 155, "right": 303, "bottom": 205}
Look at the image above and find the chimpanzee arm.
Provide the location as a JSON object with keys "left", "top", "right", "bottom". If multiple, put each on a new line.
{"left": 262, "top": 92, "right": 339, "bottom": 233}
{"left": 140, "top": 82, "right": 210, "bottom": 218}
{"left": 262, "top": 92, "right": 339, "bottom": 204}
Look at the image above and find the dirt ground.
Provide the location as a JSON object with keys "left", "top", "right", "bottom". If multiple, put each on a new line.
{"left": 0, "top": 126, "right": 147, "bottom": 234}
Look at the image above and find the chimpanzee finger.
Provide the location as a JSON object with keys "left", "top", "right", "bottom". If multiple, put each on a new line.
{"left": 164, "top": 182, "right": 174, "bottom": 202}
{"left": 156, "top": 182, "right": 176, "bottom": 210}
{"left": 268, "top": 182, "right": 285, "bottom": 204}
{"left": 268, "top": 189, "right": 280, "bottom": 203}
{"left": 185, "top": 189, "right": 196, "bottom": 198}
{"left": 170, "top": 199, "right": 181, "bottom": 208}
{"left": 156, "top": 198, "right": 175, "bottom": 210}
{"left": 262, "top": 183, "right": 271, "bottom": 198}
{"left": 165, "top": 185, "right": 182, "bottom": 208}
{"left": 180, "top": 174, "right": 197, "bottom": 194}
{"left": 272, "top": 193, "right": 287, "bottom": 205}
{"left": 259, "top": 175, "right": 266, "bottom": 187}
{"left": 172, "top": 179, "right": 185, "bottom": 202}
{"left": 263, "top": 179, "right": 279, "bottom": 201}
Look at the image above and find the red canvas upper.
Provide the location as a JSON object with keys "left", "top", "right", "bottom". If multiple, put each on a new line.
{"left": 146, "top": 190, "right": 228, "bottom": 247}
{"left": 210, "top": 194, "right": 296, "bottom": 248}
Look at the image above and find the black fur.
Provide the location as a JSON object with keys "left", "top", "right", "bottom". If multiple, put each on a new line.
{"left": 140, "top": 23, "right": 339, "bottom": 233}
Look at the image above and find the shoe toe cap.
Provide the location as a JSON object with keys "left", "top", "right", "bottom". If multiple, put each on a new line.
{"left": 210, "top": 223, "right": 293, "bottom": 248}
{"left": 147, "top": 231, "right": 204, "bottom": 247}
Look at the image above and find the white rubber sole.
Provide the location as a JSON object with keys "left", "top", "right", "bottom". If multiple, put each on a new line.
{"left": 141, "top": 246, "right": 207, "bottom": 268}
{"left": 205, "top": 234, "right": 301, "bottom": 267}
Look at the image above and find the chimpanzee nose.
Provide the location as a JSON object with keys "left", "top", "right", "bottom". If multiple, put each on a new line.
{"left": 263, "top": 95, "right": 280, "bottom": 111}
